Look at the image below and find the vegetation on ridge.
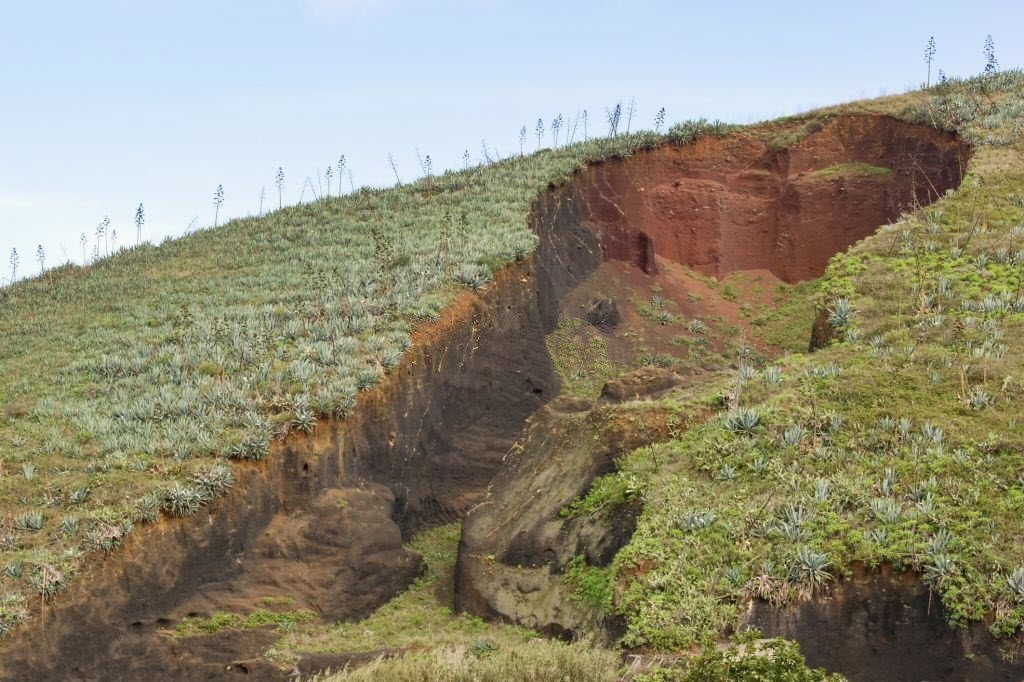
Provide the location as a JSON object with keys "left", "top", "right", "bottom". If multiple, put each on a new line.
{"left": 1, "top": 42, "right": 1024, "bottom": 681}
{"left": 561, "top": 70, "right": 1024, "bottom": 651}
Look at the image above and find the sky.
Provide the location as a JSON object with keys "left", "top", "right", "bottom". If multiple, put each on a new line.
{"left": 1, "top": 0, "right": 1022, "bottom": 283}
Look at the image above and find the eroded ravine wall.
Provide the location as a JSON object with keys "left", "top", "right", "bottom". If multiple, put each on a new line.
{"left": 0, "top": 180, "right": 602, "bottom": 681}
{"left": 575, "top": 115, "right": 969, "bottom": 283}
{"left": 0, "top": 115, "right": 975, "bottom": 681}
{"left": 746, "top": 564, "right": 1024, "bottom": 680}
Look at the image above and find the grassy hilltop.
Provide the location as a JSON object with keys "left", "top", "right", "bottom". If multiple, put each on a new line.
{"left": 2, "top": 69, "right": 1024, "bottom": 679}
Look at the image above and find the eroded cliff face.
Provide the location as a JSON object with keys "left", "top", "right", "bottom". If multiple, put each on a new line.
{"left": 745, "top": 564, "right": 1024, "bottom": 681}
{"left": 0, "top": 177, "right": 602, "bottom": 682}
{"left": 576, "top": 115, "right": 967, "bottom": 282}
{"left": 0, "top": 115, "right": 977, "bottom": 681}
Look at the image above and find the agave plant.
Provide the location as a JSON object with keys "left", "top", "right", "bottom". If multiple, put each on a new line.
{"left": 783, "top": 505, "right": 813, "bottom": 526}
{"left": 927, "top": 528, "right": 953, "bottom": 555}
{"left": 968, "top": 386, "right": 991, "bottom": 410}
{"left": 229, "top": 432, "right": 270, "bottom": 461}
{"left": 679, "top": 510, "right": 717, "bottom": 531}
{"left": 869, "top": 498, "right": 903, "bottom": 524}
{"left": 781, "top": 424, "right": 805, "bottom": 447}
{"left": 192, "top": 463, "right": 234, "bottom": 500}
{"left": 28, "top": 564, "right": 65, "bottom": 599}
{"left": 879, "top": 468, "right": 897, "bottom": 497}
{"left": 722, "top": 565, "right": 744, "bottom": 587}
{"left": 877, "top": 415, "right": 896, "bottom": 432}
{"left": 915, "top": 492, "right": 936, "bottom": 515}
{"left": 737, "top": 364, "right": 758, "bottom": 384}
{"left": 455, "top": 264, "right": 491, "bottom": 291}
{"left": 725, "top": 408, "right": 760, "bottom": 435}
{"left": 134, "top": 493, "right": 162, "bottom": 524}
{"left": 827, "top": 297, "right": 855, "bottom": 328}
{"left": 790, "top": 547, "right": 832, "bottom": 596}
{"left": 60, "top": 516, "right": 80, "bottom": 537}
{"left": 292, "top": 406, "right": 317, "bottom": 434}
{"left": 0, "top": 596, "right": 26, "bottom": 638}
{"left": 773, "top": 520, "right": 805, "bottom": 542}
{"left": 923, "top": 553, "right": 956, "bottom": 586}
{"left": 1006, "top": 566, "right": 1024, "bottom": 602}
{"left": 761, "top": 366, "right": 782, "bottom": 386}
{"left": 814, "top": 478, "right": 830, "bottom": 503}
{"left": 920, "top": 422, "right": 944, "bottom": 445}
{"left": 718, "top": 464, "right": 738, "bottom": 481}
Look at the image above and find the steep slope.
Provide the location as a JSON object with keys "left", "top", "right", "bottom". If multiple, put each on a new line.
{"left": 0, "top": 72, "right": 1021, "bottom": 681}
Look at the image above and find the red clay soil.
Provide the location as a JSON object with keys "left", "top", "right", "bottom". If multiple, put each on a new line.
{"left": 556, "top": 257, "right": 783, "bottom": 373}
{"left": 576, "top": 115, "right": 969, "bottom": 283}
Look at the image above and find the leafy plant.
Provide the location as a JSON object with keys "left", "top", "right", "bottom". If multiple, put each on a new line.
{"left": 826, "top": 297, "right": 854, "bottom": 328}
{"left": 13, "top": 511, "right": 43, "bottom": 532}
{"left": 725, "top": 408, "right": 760, "bottom": 435}
{"left": 164, "top": 485, "right": 205, "bottom": 517}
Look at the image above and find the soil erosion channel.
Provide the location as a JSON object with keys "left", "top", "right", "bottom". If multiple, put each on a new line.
{"left": 0, "top": 115, "right": 969, "bottom": 681}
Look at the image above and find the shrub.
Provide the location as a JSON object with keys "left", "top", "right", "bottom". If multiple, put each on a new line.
{"left": 164, "top": 485, "right": 205, "bottom": 517}
{"left": 13, "top": 511, "right": 43, "bottom": 533}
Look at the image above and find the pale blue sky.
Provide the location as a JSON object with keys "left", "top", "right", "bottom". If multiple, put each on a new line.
{"left": 1, "top": 0, "right": 1021, "bottom": 281}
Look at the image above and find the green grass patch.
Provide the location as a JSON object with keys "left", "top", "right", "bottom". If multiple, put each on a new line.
{"left": 268, "top": 523, "right": 539, "bottom": 665}
{"left": 547, "top": 316, "right": 619, "bottom": 398}
{"left": 807, "top": 162, "right": 892, "bottom": 180}
{"left": 176, "top": 608, "right": 315, "bottom": 636}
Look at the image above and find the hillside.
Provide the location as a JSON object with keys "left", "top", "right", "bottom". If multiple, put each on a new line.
{"left": 1, "top": 71, "right": 1023, "bottom": 680}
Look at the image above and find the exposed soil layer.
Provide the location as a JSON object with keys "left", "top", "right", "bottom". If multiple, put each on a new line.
{"left": 578, "top": 115, "right": 969, "bottom": 283}
{"left": 745, "top": 564, "right": 1024, "bottom": 681}
{"left": 0, "top": 115, "right": 974, "bottom": 680}
{"left": 0, "top": 179, "right": 601, "bottom": 681}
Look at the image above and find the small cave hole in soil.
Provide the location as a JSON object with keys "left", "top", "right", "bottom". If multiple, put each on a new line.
{"left": 577, "top": 115, "right": 969, "bottom": 283}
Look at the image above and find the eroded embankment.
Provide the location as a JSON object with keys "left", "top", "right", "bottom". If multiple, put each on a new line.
{"left": 0, "top": 180, "right": 601, "bottom": 680}
{"left": 576, "top": 115, "right": 967, "bottom": 282}
{"left": 455, "top": 118, "right": 1024, "bottom": 682}
{"left": 0, "top": 115, "right": 975, "bottom": 681}
{"left": 746, "top": 564, "right": 1024, "bottom": 680}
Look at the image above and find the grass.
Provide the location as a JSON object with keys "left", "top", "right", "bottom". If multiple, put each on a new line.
{"left": 176, "top": 608, "right": 315, "bottom": 636}
{"left": 807, "top": 162, "right": 892, "bottom": 180}
{"left": 311, "top": 631, "right": 840, "bottom": 682}
{"left": 267, "top": 523, "right": 540, "bottom": 665}
{"left": 747, "top": 280, "right": 819, "bottom": 353}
